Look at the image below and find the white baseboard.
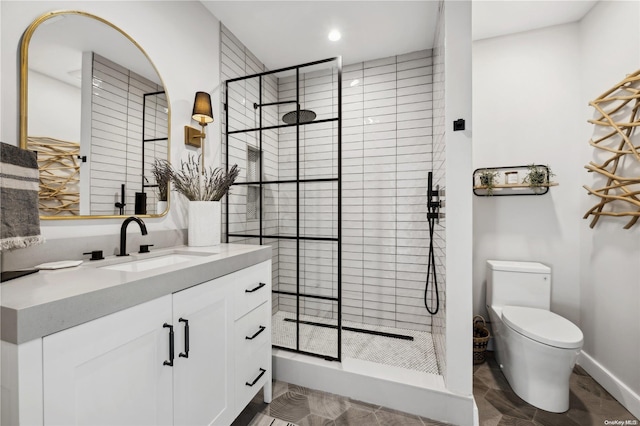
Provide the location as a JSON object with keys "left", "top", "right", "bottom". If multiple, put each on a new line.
{"left": 472, "top": 398, "right": 480, "bottom": 426}
{"left": 577, "top": 350, "right": 640, "bottom": 419}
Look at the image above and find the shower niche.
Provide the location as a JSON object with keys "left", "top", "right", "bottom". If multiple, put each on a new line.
{"left": 224, "top": 57, "right": 343, "bottom": 360}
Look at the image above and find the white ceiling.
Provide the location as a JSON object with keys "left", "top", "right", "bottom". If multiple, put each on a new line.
{"left": 202, "top": 1, "right": 439, "bottom": 70}
{"left": 202, "top": 0, "right": 597, "bottom": 71}
{"left": 472, "top": 0, "right": 597, "bottom": 41}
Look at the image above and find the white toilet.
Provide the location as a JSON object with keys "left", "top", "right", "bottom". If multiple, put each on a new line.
{"left": 485, "top": 260, "right": 583, "bottom": 413}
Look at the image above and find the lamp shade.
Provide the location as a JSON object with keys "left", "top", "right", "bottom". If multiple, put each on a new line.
{"left": 192, "top": 91, "right": 213, "bottom": 124}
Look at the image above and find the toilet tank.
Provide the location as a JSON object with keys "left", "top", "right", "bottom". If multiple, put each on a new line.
{"left": 486, "top": 260, "right": 551, "bottom": 310}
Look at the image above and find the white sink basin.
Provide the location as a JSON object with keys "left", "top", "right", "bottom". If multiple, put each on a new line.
{"left": 100, "top": 251, "right": 214, "bottom": 273}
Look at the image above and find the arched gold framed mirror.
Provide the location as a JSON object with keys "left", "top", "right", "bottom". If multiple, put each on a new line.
{"left": 20, "top": 10, "right": 171, "bottom": 220}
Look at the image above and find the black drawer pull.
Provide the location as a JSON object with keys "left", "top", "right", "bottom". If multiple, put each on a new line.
{"left": 245, "top": 368, "right": 266, "bottom": 387}
{"left": 179, "top": 318, "right": 189, "bottom": 358}
{"left": 245, "top": 325, "right": 266, "bottom": 340}
{"left": 163, "top": 323, "right": 174, "bottom": 367}
{"left": 245, "top": 282, "right": 266, "bottom": 293}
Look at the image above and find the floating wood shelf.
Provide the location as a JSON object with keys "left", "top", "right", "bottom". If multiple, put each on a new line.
{"left": 473, "top": 165, "right": 558, "bottom": 196}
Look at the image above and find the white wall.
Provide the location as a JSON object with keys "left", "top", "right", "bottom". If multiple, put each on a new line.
{"left": 432, "top": 4, "right": 447, "bottom": 376}
{"left": 472, "top": 23, "right": 583, "bottom": 324}
{"left": 27, "top": 71, "right": 81, "bottom": 142}
{"left": 578, "top": 0, "right": 640, "bottom": 417}
{"left": 0, "top": 0, "right": 220, "bottom": 240}
{"left": 443, "top": 0, "right": 473, "bottom": 403}
{"left": 473, "top": 0, "right": 640, "bottom": 418}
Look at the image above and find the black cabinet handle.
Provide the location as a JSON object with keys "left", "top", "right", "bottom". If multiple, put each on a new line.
{"left": 179, "top": 318, "right": 189, "bottom": 358}
{"left": 245, "top": 368, "right": 266, "bottom": 387}
{"left": 245, "top": 325, "right": 266, "bottom": 340}
{"left": 163, "top": 323, "right": 174, "bottom": 366}
{"left": 245, "top": 282, "right": 266, "bottom": 293}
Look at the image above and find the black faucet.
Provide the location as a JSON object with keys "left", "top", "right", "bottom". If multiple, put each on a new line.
{"left": 118, "top": 216, "right": 148, "bottom": 256}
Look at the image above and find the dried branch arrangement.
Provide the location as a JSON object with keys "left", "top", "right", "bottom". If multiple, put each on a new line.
{"left": 583, "top": 69, "right": 640, "bottom": 229}
{"left": 170, "top": 155, "right": 240, "bottom": 201}
{"left": 27, "top": 136, "right": 80, "bottom": 216}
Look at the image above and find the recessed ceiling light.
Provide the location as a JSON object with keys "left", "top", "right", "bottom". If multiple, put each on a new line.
{"left": 350, "top": 79, "right": 359, "bottom": 87}
{"left": 328, "top": 29, "right": 341, "bottom": 42}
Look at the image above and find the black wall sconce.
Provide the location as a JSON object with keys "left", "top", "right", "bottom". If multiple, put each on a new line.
{"left": 184, "top": 91, "right": 213, "bottom": 172}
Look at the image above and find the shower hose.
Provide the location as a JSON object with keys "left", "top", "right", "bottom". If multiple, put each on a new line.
{"left": 424, "top": 185, "right": 440, "bottom": 315}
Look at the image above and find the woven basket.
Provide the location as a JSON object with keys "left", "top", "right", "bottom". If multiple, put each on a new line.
{"left": 473, "top": 315, "right": 490, "bottom": 365}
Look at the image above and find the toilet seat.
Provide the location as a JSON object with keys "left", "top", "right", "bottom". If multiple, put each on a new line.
{"left": 502, "top": 306, "right": 583, "bottom": 349}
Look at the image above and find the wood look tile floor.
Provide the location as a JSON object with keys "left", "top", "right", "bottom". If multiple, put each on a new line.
{"left": 233, "top": 351, "right": 638, "bottom": 425}
{"left": 231, "top": 381, "right": 449, "bottom": 426}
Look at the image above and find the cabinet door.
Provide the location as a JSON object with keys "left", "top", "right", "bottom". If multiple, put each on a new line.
{"left": 43, "top": 295, "right": 173, "bottom": 426}
{"left": 172, "top": 279, "right": 233, "bottom": 426}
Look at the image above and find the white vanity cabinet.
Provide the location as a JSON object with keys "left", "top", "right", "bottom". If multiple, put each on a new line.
{"left": 232, "top": 262, "right": 273, "bottom": 410}
{"left": 3, "top": 258, "right": 272, "bottom": 426}
{"left": 43, "top": 295, "right": 175, "bottom": 425}
{"left": 171, "top": 276, "right": 235, "bottom": 426}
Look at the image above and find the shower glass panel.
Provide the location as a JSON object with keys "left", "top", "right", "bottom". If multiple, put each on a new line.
{"left": 225, "top": 57, "right": 342, "bottom": 361}
{"left": 222, "top": 40, "right": 444, "bottom": 374}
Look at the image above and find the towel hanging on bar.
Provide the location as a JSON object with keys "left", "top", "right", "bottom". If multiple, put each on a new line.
{"left": 0, "top": 142, "right": 45, "bottom": 251}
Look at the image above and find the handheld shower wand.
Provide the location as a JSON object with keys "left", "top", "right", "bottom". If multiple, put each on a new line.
{"left": 425, "top": 172, "right": 440, "bottom": 315}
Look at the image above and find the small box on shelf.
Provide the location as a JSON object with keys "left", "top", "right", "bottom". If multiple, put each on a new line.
{"left": 504, "top": 171, "right": 519, "bottom": 185}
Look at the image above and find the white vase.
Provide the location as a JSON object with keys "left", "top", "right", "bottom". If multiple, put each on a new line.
{"left": 188, "top": 201, "right": 220, "bottom": 247}
{"left": 157, "top": 201, "right": 168, "bottom": 215}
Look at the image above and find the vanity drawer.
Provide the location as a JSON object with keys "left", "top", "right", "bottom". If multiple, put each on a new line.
{"left": 235, "top": 342, "right": 270, "bottom": 411}
{"left": 235, "top": 302, "right": 270, "bottom": 357}
{"left": 233, "top": 261, "right": 271, "bottom": 319}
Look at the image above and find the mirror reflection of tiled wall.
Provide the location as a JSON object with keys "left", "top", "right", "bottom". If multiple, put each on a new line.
{"left": 90, "top": 53, "right": 167, "bottom": 215}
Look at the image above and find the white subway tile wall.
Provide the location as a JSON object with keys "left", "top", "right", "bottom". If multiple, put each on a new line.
{"left": 332, "top": 51, "right": 436, "bottom": 331}
{"left": 221, "top": 27, "right": 442, "bottom": 351}
{"left": 220, "top": 25, "right": 280, "bottom": 315}
{"left": 90, "top": 54, "right": 167, "bottom": 215}
{"left": 275, "top": 64, "right": 340, "bottom": 335}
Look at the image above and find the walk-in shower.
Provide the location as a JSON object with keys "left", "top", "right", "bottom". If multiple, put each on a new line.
{"left": 214, "top": 10, "right": 480, "bottom": 419}
{"left": 221, "top": 28, "right": 444, "bottom": 377}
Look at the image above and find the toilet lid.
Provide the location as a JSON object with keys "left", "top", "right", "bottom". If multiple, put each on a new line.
{"left": 502, "top": 306, "right": 583, "bottom": 349}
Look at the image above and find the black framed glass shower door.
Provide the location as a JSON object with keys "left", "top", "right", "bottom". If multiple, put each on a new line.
{"left": 224, "top": 56, "right": 343, "bottom": 361}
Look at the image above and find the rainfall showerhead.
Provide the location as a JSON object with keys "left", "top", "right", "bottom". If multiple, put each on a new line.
{"left": 282, "top": 109, "right": 316, "bottom": 125}
{"left": 253, "top": 100, "right": 316, "bottom": 125}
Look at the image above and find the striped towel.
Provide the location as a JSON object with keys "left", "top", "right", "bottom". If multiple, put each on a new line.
{"left": 0, "top": 142, "right": 45, "bottom": 251}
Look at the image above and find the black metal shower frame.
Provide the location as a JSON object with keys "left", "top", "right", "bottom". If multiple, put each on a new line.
{"left": 141, "top": 91, "right": 167, "bottom": 194}
{"left": 224, "top": 57, "right": 343, "bottom": 361}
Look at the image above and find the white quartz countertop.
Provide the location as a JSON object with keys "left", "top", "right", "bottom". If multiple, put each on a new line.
{"left": 1, "top": 244, "right": 271, "bottom": 344}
